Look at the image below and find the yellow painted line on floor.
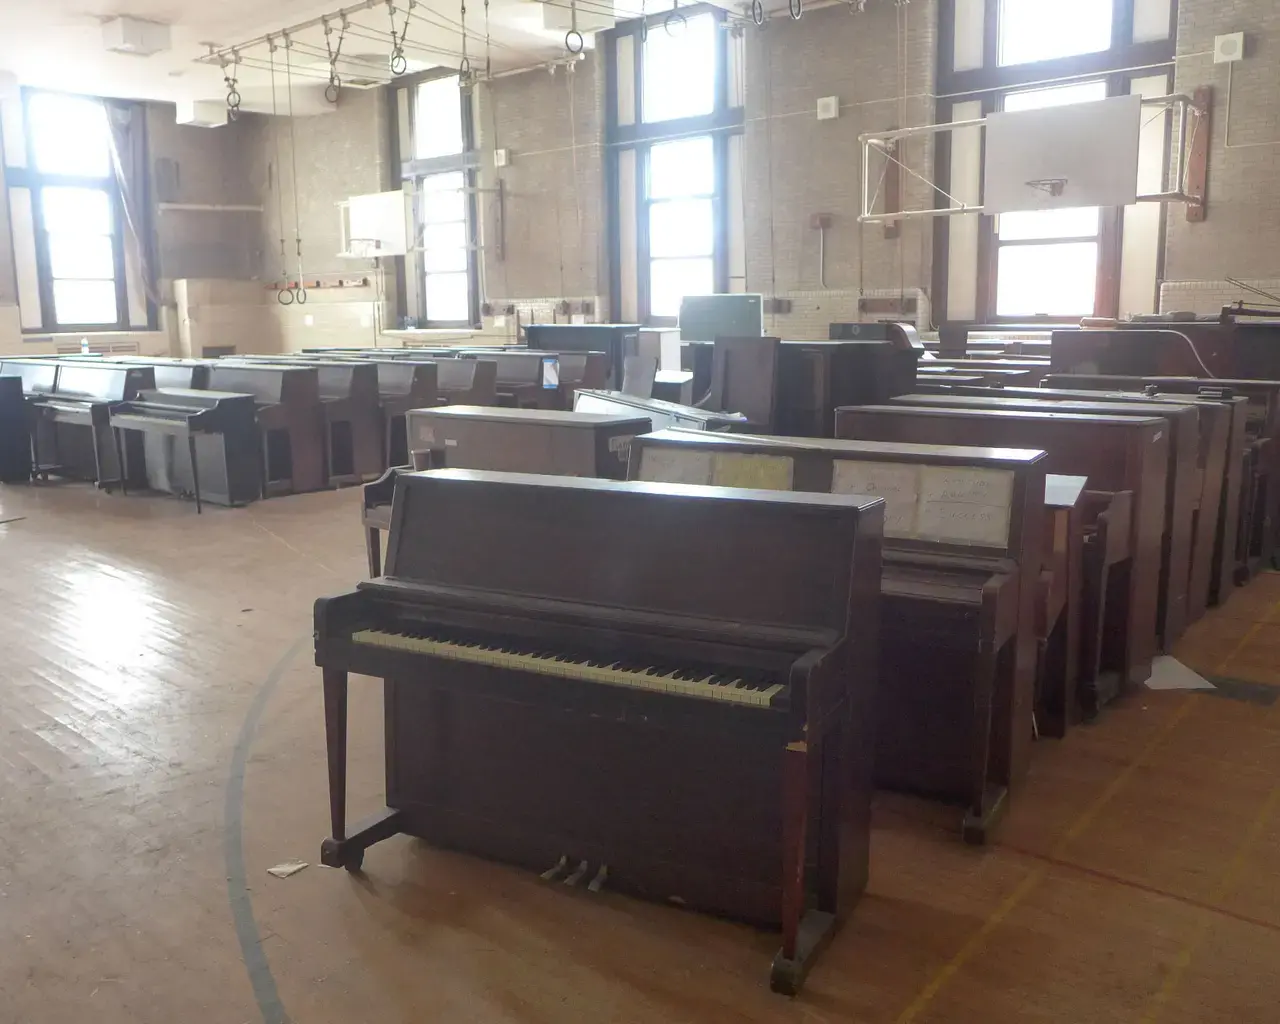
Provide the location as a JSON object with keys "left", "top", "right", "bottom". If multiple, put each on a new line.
{"left": 1137, "top": 782, "right": 1280, "bottom": 1024}
{"left": 1213, "top": 593, "right": 1280, "bottom": 675}
{"left": 894, "top": 695, "right": 1197, "bottom": 1024}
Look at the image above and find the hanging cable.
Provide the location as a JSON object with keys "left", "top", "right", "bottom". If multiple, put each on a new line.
{"left": 483, "top": 0, "right": 492, "bottom": 77}
{"left": 221, "top": 52, "right": 242, "bottom": 121}
{"left": 459, "top": 0, "right": 473, "bottom": 79}
{"left": 323, "top": 15, "right": 349, "bottom": 103}
{"left": 565, "top": 0, "right": 584, "bottom": 55}
{"left": 284, "top": 33, "right": 308, "bottom": 305}
{"left": 639, "top": 0, "right": 648, "bottom": 41}
{"left": 387, "top": 0, "right": 416, "bottom": 75}
{"left": 267, "top": 39, "right": 294, "bottom": 306}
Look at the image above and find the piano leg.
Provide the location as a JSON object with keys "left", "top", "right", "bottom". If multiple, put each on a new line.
{"left": 187, "top": 434, "right": 203, "bottom": 515}
{"left": 770, "top": 739, "right": 838, "bottom": 996}
{"left": 961, "top": 609, "right": 1009, "bottom": 846}
{"left": 113, "top": 428, "right": 127, "bottom": 496}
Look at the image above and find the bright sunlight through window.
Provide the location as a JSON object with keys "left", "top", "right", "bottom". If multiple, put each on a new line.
{"left": 998, "top": 0, "right": 1113, "bottom": 66}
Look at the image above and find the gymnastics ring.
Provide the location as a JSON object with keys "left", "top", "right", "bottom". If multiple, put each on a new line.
{"left": 459, "top": 56, "right": 472, "bottom": 75}
{"left": 227, "top": 88, "right": 241, "bottom": 109}
{"left": 277, "top": 286, "right": 295, "bottom": 306}
{"left": 789, "top": 0, "right": 802, "bottom": 19}
{"left": 565, "top": 29, "right": 584, "bottom": 54}
{"left": 325, "top": 78, "right": 341, "bottom": 103}
{"left": 228, "top": 107, "right": 240, "bottom": 122}
{"left": 751, "top": 0, "right": 764, "bottom": 25}
{"left": 390, "top": 51, "right": 408, "bottom": 75}
{"left": 639, "top": 16, "right": 648, "bottom": 41}
{"left": 664, "top": 8, "right": 686, "bottom": 34}
{"left": 295, "top": 287, "right": 308, "bottom": 305}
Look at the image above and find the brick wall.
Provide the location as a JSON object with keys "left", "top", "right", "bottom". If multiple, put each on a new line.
{"left": 744, "top": 1, "right": 937, "bottom": 332}
{"left": 1162, "top": 0, "right": 1280, "bottom": 312}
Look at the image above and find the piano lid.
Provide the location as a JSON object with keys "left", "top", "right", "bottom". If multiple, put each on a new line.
{"left": 208, "top": 363, "right": 320, "bottom": 405}
{"left": 383, "top": 468, "right": 882, "bottom": 641}
{"left": 0, "top": 360, "right": 58, "bottom": 394}
{"left": 53, "top": 363, "right": 152, "bottom": 402}
{"left": 413, "top": 405, "right": 651, "bottom": 429}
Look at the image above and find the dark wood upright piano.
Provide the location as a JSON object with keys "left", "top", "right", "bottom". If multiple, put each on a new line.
{"left": 316, "top": 468, "right": 884, "bottom": 994}
{"left": 109, "top": 389, "right": 260, "bottom": 510}
{"left": 0, "top": 376, "right": 30, "bottom": 483}
{"left": 836, "top": 404, "right": 1168, "bottom": 704}
{"left": 27, "top": 362, "right": 153, "bottom": 487}
{"left": 207, "top": 364, "right": 325, "bottom": 496}
{"left": 630, "top": 428, "right": 1045, "bottom": 840}
{"left": 367, "top": 360, "right": 439, "bottom": 468}
{"left": 437, "top": 357, "right": 498, "bottom": 407}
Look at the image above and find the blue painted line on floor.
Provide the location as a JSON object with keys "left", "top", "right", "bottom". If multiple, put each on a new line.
{"left": 225, "top": 635, "right": 307, "bottom": 1024}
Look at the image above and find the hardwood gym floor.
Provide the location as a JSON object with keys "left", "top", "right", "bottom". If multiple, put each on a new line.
{"left": 2, "top": 482, "right": 1280, "bottom": 1024}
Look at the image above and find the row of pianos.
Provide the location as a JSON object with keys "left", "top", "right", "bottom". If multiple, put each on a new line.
{"left": 313, "top": 315, "right": 1280, "bottom": 995}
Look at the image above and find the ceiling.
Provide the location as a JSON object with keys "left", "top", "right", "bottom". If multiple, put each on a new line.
{"left": 0, "top": 0, "right": 630, "bottom": 117}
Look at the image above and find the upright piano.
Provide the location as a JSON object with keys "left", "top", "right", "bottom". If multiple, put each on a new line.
{"left": 316, "top": 469, "right": 884, "bottom": 994}
{"left": 436, "top": 357, "right": 498, "bottom": 407}
{"left": 207, "top": 364, "right": 325, "bottom": 495}
{"left": 362, "top": 406, "right": 653, "bottom": 578}
{"left": 311, "top": 362, "right": 384, "bottom": 486}
{"left": 0, "top": 376, "right": 30, "bottom": 483}
{"left": 118, "top": 358, "right": 213, "bottom": 391}
{"left": 28, "top": 363, "right": 154, "bottom": 487}
{"left": 573, "top": 389, "right": 749, "bottom": 431}
{"left": 108, "top": 389, "right": 260, "bottom": 510}
{"left": 524, "top": 323, "right": 640, "bottom": 388}
{"left": 369, "top": 360, "right": 439, "bottom": 467}
{"left": 630, "top": 428, "right": 1045, "bottom": 839}
{"left": 836, "top": 404, "right": 1168, "bottom": 704}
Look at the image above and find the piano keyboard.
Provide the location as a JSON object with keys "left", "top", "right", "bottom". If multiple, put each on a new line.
{"left": 351, "top": 629, "right": 788, "bottom": 708}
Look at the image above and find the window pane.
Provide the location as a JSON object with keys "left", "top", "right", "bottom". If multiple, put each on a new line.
{"left": 28, "top": 92, "right": 111, "bottom": 177}
{"left": 414, "top": 76, "right": 464, "bottom": 159}
{"left": 1004, "top": 80, "right": 1108, "bottom": 112}
{"left": 642, "top": 13, "right": 717, "bottom": 123}
{"left": 995, "top": 242, "right": 1098, "bottom": 317}
{"left": 42, "top": 187, "right": 113, "bottom": 235}
{"left": 650, "top": 257, "right": 714, "bottom": 318}
{"left": 999, "top": 0, "right": 1112, "bottom": 66}
{"left": 649, "top": 136, "right": 715, "bottom": 199}
{"left": 999, "top": 207, "right": 1100, "bottom": 240}
{"left": 52, "top": 279, "right": 117, "bottom": 325}
{"left": 649, "top": 199, "right": 714, "bottom": 258}
{"left": 424, "top": 272, "right": 470, "bottom": 321}
{"left": 422, "top": 181, "right": 466, "bottom": 224}
{"left": 48, "top": 234, "right": 115, "bottom": 279}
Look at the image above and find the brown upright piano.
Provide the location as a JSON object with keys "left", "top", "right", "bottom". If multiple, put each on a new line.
{"left": 27, "top": 362, "right": 154, "bottom": 488}
{"left": 310, "top": 362, "right": 383, "bottom": 486}
{"left": 630, "top": 428, "right": 1045, "bottom": 840}
{"left": 436, "top": 357, "right": 498, "bottom": 407}
{"left": 368, "top": 360, "right": 439, "bottom": 467}
{"left": 836, "top": 404, "right": 1168, "bottom": 705}
{"left": 316, "top": 469, "right": 884, "bottom": 994}
{"left": 362, "top": 406, "right": 652, "bottom": 578}
{"left": 207, "top": 364, "right": 325, "bottom": 495}
{"left": 0, "top": 376, "right": 30, "bottom": 483}
{"left": 887, "top": 392, "right": 1198, "bottom": 648}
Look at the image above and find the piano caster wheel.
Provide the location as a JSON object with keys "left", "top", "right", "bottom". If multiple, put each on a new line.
{"left": 320, "top": 838, "right": 364, "bottom": 873}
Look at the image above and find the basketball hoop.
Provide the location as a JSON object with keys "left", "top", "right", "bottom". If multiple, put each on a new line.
{"left": 1025, "top": 178, "right": 1067, "bottom": 197}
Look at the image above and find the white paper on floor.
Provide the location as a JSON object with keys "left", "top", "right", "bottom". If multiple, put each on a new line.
{"left": 267, "top": 860, "right": 309, "bottom": 879}
{"left": 1146, "top": 655, "right": 1216, "bottom": 691}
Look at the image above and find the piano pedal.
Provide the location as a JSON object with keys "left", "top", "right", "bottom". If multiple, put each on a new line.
{"left": 586, "top": 864, "right": 609, "bottom": 893}
{"left": 562, "top": 860, "right": 590, "bottom": 887}
{"left": 539, "top": 854, "right": 569, "bottom": 882}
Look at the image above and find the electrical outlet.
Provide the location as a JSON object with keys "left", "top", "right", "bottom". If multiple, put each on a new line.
{"left": 494, "top": 148, "right": 510, "bottom": 167}
{"left": 816, "top": 96, "right": 839, "bottom": 121}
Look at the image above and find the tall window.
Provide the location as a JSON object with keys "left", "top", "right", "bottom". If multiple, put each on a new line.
{"left": 994, "top": 81, "right": 1107, "bottom": 318}
{"left": 998, "top": 0, "right": 1114, "bottom": 66}
{"left": 401, "top": 74, "right": 477, "bottom": 327}
{"left": 24, "top": 92, "right": 126, "bottom": 330}
{"left": 609, "top": 6, "right": 738, "bottom": 324}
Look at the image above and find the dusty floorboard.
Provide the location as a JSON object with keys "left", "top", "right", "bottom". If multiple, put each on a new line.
{"left": 1, "top": 482, "right": 1278, "bottom": 1023}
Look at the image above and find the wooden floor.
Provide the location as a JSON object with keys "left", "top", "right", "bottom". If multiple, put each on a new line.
{"left": 3, "top": 482, "right": 1280, "bottom": 1024}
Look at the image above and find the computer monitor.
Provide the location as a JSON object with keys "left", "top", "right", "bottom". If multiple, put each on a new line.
{"left": 678, "top": 294, "right": 764, "bottom": 342}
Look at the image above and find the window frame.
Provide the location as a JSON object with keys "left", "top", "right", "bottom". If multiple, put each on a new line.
{"left": 393, "top": 72, "right": 481, "bottom": 329}
{"left": 15, "top": 89, "right": 132, "bottom": 335}
{"left": 605, "top": 5, "right": 743, "bottom": 326}
{"left": 932, "top": 0, "right": 1177, "bottom": 325}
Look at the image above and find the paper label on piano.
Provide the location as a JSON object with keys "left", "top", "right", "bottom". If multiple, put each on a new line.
{"left": 710, "top": 453, "right": 795, "bottom": 491}
{"left": 415, "top": 425, "right": 435, "bottom": 447}
{"left": 637, "top": 447, "right": 714, "bottom": 485}
{"left": 830, "top": 461, "right": 920, "bottom": 537}
{"left": 916, "top": 466, "right": 1014, "bottom": 548}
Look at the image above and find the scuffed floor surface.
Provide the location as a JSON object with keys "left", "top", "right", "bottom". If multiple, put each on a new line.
{"left": 2, "top": 481, "right": 1279, "bottom": 1024}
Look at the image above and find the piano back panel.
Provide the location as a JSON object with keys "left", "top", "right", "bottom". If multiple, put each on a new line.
{"left": 0, "top": 361, "right": 59, "bottom": 394}
{"left": 209, "top": 365, "right": 289, "bottom": 404}
{"left": 376, "top": 361, "right": 440, "bottom": 405}
{"left": 407, "top": 408, "right": 650, "bottom": 479}
{"left": 776, "top": 342, "right": 919, "bottom": 438}
{"left": 836, "top": 405, "right": 1168, "bottom": 680}
{"left": 524, "top": 324, "right": 639, "bottom": 386}
{"left": 54, "top": 364, "right": 153, "bottom": 402}
{"left": 1049, "top": 328, "right": 1237, "bottom": 378}
{"left": 630, "top": 430, "right": 1041, "bottom": 563}
{"left": 386, "top": 470, "right": 867, "bottom": 636}
{"left": 150, "top": 365, "right": 207, "bottom": 390}
{"left": 0, "top": 377, "right": 31, "bottom": 482}
{"left": 708, "top": 337, "right": 781, "bottom": 429}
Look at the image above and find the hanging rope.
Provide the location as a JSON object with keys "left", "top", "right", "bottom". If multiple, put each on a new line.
{"left": 323, "top": 15, "right": 349, "bottom": 103}
{"left": 284, "top": 33, "right": 307, "bottom": 304}
{"left": 639, "top": 0, "right": 648, "bottom": 41}
{"left": 459, "top": 0, "right": 472, "bottom": 77}
{"left": 483, "top": 0, "right": 492, "bottom": 77}
{"left": 267, "top": 39, "right": 294, "bottom": 306}
{"left": 565, "top": 0, "right": 584, "bottom": 54}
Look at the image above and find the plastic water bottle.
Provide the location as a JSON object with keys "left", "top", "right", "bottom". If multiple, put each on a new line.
{"left": 79, "top": 337, "right": 89, "bottom": 354}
